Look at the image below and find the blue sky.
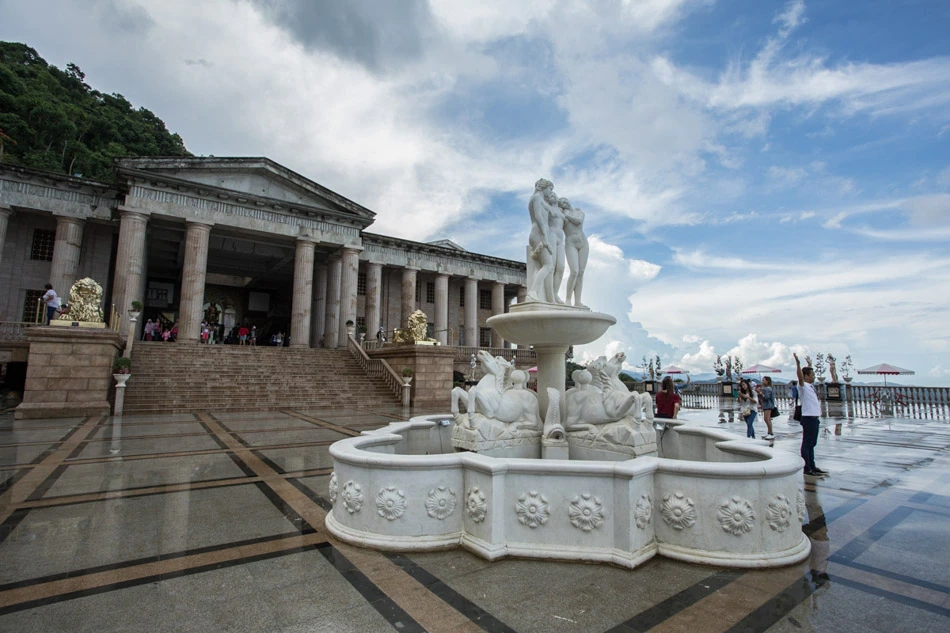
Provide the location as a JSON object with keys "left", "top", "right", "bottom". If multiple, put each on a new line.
{"left": 3, "top": 0, "right": 949, "bottom": 383}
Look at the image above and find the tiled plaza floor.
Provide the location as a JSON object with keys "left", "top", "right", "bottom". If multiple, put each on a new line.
{"left": 1, "top": 400, "right": 948, "bottom": 633}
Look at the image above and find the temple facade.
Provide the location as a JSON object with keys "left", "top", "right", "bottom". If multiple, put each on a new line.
{"left": 0, "top": 157, "right": 527, "bottom": 348}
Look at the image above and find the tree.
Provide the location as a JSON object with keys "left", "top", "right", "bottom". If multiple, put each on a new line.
{"left": 713, "top": 355, "right": 724, "bottom": 377}
{"left": 733, "top": 356, "right": 743, "bottom": 376}
{"left": 654, "top": 355, "right": 662, "bottom": 377}
{"left": 814, "top": 353, "right": 826, "bottom": 380}
{"left": 0, "top": 42, "right": 189, "bottom": 180}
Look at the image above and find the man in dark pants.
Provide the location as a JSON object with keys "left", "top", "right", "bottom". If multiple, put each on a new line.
{"left": 794, "top": 353, "right": 826, "bottom": 477}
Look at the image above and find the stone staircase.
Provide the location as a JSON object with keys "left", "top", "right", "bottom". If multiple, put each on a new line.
{"left": 123, "top": 342, "right": 401, "bottom": 413}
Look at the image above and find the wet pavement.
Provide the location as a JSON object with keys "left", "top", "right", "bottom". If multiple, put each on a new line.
{"left": 0, "top": 401, "right": 948, "bottom": 632}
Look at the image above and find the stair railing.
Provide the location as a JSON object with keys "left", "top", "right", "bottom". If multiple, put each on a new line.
{"left": 346, "top": 334, "right": 403, "bottom": 402}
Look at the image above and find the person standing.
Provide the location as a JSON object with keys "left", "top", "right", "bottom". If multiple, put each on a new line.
{"left": 761, "top": 376, "right": 775, "bottom": 440}
{"left": 738, "top": 378, "right": 758, "bottom": 438}
{"left": 144, "top": 319, "right": 154, "bottom": 341}
{"left": 655, "top": 376, "right": 681, "bottom": 419}
{"left": 795, "top": 353, "right": 826, "bottom": 477}
{"left": 238, "top": 324, "right": 249, "bottom": 346}
{"left": 41, "top": 283, "right": 60, "bottom": 324}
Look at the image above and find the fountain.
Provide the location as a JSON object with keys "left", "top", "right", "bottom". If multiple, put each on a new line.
{"left": 325, "top": 180, "right": 810, "bottom": 569}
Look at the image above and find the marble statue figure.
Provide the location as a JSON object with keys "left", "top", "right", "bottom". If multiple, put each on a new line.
{"left": 562, "top": 201, "right": 589, "bottom": 308}
{"left": 526, "top": 179, "right": 562, "bottom": 304}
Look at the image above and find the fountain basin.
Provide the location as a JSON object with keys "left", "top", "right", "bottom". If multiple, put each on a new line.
{"left": 326, "top": 416, "right": 810, "bottom": 569}
{"left": 487, "top": 308, "right": 615, "bottom": 347}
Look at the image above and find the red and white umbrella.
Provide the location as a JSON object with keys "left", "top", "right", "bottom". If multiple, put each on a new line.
{"left": 741, "top": 363, "right": 782, "bottom": 375}
{"left": 857, "top": 363, "right": 914, "bottom": 387}
{"left": 663, "top": 365, "right": 690, "bottom": 374}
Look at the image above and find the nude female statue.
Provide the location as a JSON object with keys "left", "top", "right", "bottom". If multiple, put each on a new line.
{"left": 561, "top": 200, "right": 589, "bottom": 308}
{"left": 527, "top": 179, "right": 561, "bottom": 303}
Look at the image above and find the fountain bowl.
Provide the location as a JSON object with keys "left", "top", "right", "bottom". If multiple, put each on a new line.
{"left": 487, "top": 307, "right": 615, "bottom": 347}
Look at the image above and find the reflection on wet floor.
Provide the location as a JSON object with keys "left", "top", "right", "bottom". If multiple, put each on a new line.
{"left": 0, "top": 402, "right": 948, "bottom": 633}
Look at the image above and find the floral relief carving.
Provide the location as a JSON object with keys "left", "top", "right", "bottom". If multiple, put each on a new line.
{"left": 635, "top": 494, "right": 653, "bottom": 529}
{"left": 797, "top": 488, "right": 807, "bottom": 523}
{"left": 341, "top": 480, "right": 363, "bottom": 514}
{"left": 766, "top": 495, "right": 793, "bottom": 532}
{"left": 569, "top": 494, "right": 605, "bottom": 532}
{"left": 718, "top": 496, "right": 756, "bottom": 537}
{"left": 328, "top": 472, "right": 338, "bottom": 504}
{"left": 465, "top": 486, "right": 488, "bottom": 523}
{"left": 376, "top": 486, "right": 407, "bottom": 521}
{"left": 661, "top": 492, "right": 696, "bottom": 530}
{"left": 425, "top": 485, "right": 458, "bottom": 520}
{"left": 516, "top": 491, "right": 550, "bottom": 528}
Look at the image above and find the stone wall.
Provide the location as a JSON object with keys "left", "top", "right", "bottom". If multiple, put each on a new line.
{"left": 16, "top": 326, "right": 123, "bottom": 419}
{"left": 367, "top": 344, "right": 455, "bottom": 409}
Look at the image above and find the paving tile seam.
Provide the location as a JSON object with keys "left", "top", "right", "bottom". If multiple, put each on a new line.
{"left": 58, "top": 439, "right": 338, "bottom": 466}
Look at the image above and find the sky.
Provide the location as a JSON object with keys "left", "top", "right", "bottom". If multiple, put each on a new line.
{"left": 3, "top": 0, "right": 949, "bottom": 384}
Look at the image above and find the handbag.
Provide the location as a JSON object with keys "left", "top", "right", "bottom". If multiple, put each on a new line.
{"left": 771, "top": 407, "right": 780, "bottom": 417}
{"left": 793, "top": 405, "right": 802, "bottom": 421}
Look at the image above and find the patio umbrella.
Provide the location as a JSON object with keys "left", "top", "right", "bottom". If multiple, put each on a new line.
{"left": 527, "top": 366, "right": 538, "bottom": 373}
{"left": 663, "top": 365, "right": 690, "bottom": 374}
{"left": 857, "top": 363, "right": 914, "bottom": 387}
{"left": 741, "top": 363, "right": 782, "bottom": 375}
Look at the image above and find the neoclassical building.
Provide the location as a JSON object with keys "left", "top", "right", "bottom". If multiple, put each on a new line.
{"left": 0, "top": 157, "right": 527, "bottom": 349}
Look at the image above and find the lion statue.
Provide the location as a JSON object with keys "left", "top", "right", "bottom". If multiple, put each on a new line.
{"left": 58, "top": 277, "right": 104, "bottom": 323}
{"left": 392, "top": 309, "right": 439, "bottom": 344}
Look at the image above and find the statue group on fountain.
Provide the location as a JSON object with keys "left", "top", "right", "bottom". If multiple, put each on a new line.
{"left": 527, "top": 179, "right": 589, "bottom": 308}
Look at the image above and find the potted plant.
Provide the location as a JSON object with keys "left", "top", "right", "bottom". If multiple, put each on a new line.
{"left": 113, "top": 356, "right": 132, "bottom": 388}
{"left": 129, "top": 301, "right": 143, "bottom": 321}
{"left": 401, "top": 367, "right": 413, "bottom": 384}
{"left": 814, "top": 353, "right": 826, "bottom": 383}
{"left": 841, "top": 355, "right": 854, "bottom": 383}
{"left": 345, "top": 319, "right": 356, "bottom": 339}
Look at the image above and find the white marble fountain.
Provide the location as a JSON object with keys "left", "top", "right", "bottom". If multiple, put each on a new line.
{"left": 325, "top": 179, "right": 810, "bottom": 569}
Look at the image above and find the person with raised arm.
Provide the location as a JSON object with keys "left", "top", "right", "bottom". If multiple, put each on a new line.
{"left": 795, "top": 353, "right": 827, "bottom": 477}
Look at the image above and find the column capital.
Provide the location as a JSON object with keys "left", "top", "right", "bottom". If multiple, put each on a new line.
{"left": 341, "top": 245, "right": 363, "bottom": 255}
{"left": 117, "top": 205, "right": 151, "bottom": 219}
{"left": 0, "top": 205, "right": 13, "bottom": 217}
{"left": 53, "top": 215, "right": 86, "bottom": 227}
{"left": 296, "top": 235, "right": 319, "bottom": 245}
{"left": 185, "top": 219, "right": 214, "bottom": 231}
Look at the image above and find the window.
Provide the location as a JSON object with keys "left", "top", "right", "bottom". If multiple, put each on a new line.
{"left": 480, "top": 289, "right": 491, "bottom": 310}
{"left": 357, "top": 273, "right": 366, "bottom": 296}
{"left": 22, "top": 289, "right": 45, "bottom": 323}
{"left": 479, "top": 327, "right": 492, "bottom": 347}
{"left": 356, "top": 316, "right": 366, "bottom": 330}
{"left": 459, "top": 289, "right": 465, "bottom": 307}
{"left": 415, "top": 280, "right": 421, "bottom": 304}
{"left": 31, "top": 229, "right": 55, "bottom": 261}
{"left": 426, "top": 282, "right": 435, "bottom": 304}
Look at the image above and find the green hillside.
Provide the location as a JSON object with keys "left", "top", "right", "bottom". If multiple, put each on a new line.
{"left": 0, "top": 42, "right": 189, "bottom": 182}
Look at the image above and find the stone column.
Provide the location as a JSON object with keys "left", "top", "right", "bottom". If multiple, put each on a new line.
{"left": 49, "top": 216, "right": 85, "bottom": 302}
{"left": 434, "top": 273, "right": 449, "bottom": 345}
{"left": 290, "top": 237, "right": 316, "bottom": 348}
{"left": 0, "top": 206, "right": 12, "bottom": 270}
{"left": 464, "top": 277, "right": 478, "bottom": 348}
{"left": 324, "top": 255, "right": 342, "bottom": 348}
{"left": 517, "top": 286, "right": 527, "bottom": 305}
{"left": 365, "top": 262, "right": 383, "bottom": 341}
{"left": 339, "top": 247, "right": 361, "bottom": 345}
{"left": 177, "top": 221, "right": 212, "bottom": 343}
{"left": 111, "top": 209, "right": 148, "bottom": 336}
{"left": 311, "top": 262, "right": 328, "bottom": 346}
{"left": 400, "top": 267, "right": 418, "bottom": 328}
{"left": 491, "top": 282, "right": 506, "bottom": 348}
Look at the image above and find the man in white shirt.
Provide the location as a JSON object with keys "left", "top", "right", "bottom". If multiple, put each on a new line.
{"left": 42, "top": 283, "right": 60, "bottom": 324}
{"left": 794, "top": 353, "right": 826, "bottom": 477}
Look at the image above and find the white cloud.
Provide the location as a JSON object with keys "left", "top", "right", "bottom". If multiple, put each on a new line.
{"left": 773, "top": 0, "right": 807, "bottom": 37}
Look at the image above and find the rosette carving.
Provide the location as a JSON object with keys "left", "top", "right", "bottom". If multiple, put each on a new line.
{"left": 718, "top": 496, "right": 756, "bottom": 537}
{"left": 766, "top": 495, "right": 792, "bottom": 532}
{"left": 568, "top": 493, "right": 604, "bottom": 532}
{"left": 661, "top": 492, "right": 696, "bottom": 530}
{"left": 465, "top": 486, "right": 487, "bottom": 523}
{"left": 376, "top": 486, "right": 407, "bottom": 521}
{"left": 635, "top": 494, "right": 653, "bottom": 529}
{"left": 328, "top": 472, "right": 338, "bottom": 504}
{"left": 425, "top": 485, "right": 457, "bottom": 520}
{"left": 341, "top": 480, "right": 363, "bottom": 514}
{"left": 516, "top": 491, "right": 550, "bottom": 528}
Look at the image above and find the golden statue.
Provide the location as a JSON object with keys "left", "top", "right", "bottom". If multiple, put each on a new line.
{"left": 58, "top": 278, "right": 104, "bottom": 323}
{"left": 392, "top": 309, "right": 439, "bottom": 345}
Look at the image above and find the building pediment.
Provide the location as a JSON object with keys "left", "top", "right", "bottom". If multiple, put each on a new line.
{"left": 115, "top": 157, "right": 375, "bottom": 226}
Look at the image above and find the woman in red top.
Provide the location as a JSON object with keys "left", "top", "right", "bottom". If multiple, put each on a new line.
{"left": 655, "top": 376, "right": 681, "bottom": 419}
